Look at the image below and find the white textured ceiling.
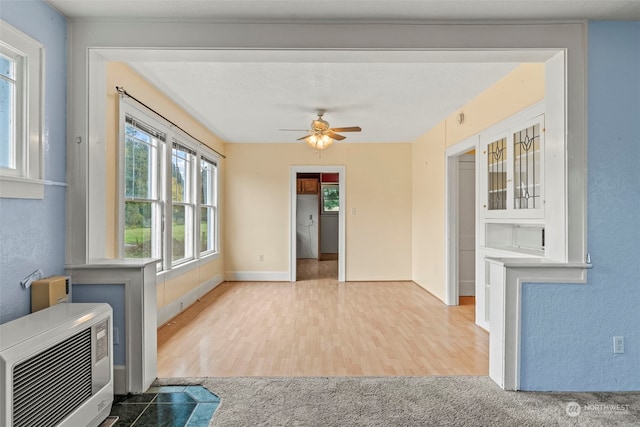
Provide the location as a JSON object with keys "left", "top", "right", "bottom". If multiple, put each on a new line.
{"left": 130, "top": 59, "right": 519, "bottom": 143}
{"left": 45, "top": 0, "right": 640, "bottom": 144}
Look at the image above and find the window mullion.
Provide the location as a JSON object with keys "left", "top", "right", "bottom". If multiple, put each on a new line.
{"left": 186, "top": 149, "right": 196, "bottom": 263}
{"left": 162, "top": 136, "right": 172, "bottom": 271}
{"left": 193, "top": 153, "right": 201, "bottom": 260}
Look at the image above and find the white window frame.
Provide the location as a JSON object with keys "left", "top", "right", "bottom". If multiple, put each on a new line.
{"left": 199, "top": 155, "right": 219, "bottom": 255}
{"left": 118, "top": 98, "right": 220, "bottom": 274}
{"left": 170, "top": 140, "right": 197, "bottom": 266}
{"left": 0, "top": 20, "right": 44, "bottom": 199}
{"left": 121, "top": 109, "right": 165, "bottom": 263}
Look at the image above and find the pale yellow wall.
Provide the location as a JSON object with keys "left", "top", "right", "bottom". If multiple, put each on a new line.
{"left": 105, "top": 62, "right": 226, "bottom": 309}
{"left": 444, "top": 63, "right": 545, "bottom": 147}
{"left": 224, "top": 142, "right": 413, "bottom": 281}
{"left": 157, "top": 256, "right": 224, "bottom": 309}
{"left": 411, "top": 63, "right": 545, "bottom": 300}
{"left": 411, "top": 122, "right": 447, "bottom": 298}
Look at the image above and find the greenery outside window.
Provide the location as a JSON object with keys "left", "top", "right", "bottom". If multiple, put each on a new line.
{"left": 322, "top": 184, "right": 339, "bottom": 213}
{"left": 120, "top": 99, "right": 220, "bottom": 272}
{"left": 123, "top": 116, "right": 163, "bottom": 260}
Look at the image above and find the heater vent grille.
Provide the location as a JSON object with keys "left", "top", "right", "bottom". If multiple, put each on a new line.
{"left": 12, "top": 328, "right": 93, "bottom": 427}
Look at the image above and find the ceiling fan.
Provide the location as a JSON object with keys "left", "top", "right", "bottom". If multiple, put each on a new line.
{"left": 281, "top": 110, "right": 361, "bottom": 150}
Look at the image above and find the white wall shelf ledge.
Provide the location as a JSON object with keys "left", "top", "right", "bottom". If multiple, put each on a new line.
{"left": 69, "top": 258, "right": 161, "bottom": 269}
{"left": 485, "top": 256, "right": 592, "bottom": 390}
{"left": 485, "top": 257, "right": 592, "bottom": 269}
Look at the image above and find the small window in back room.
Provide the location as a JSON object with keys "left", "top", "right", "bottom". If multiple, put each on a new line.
{"left": 322, "top": 184, "right": 339, "bottom": 213}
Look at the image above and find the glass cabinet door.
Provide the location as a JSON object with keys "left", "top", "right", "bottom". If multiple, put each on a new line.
{"left": 482, "top": 113, "right": 544, "bottom": 219}
{"left": 487, "top": 137, "right": 507, "bottom": 211}
{"left": 513, "top": 122, "right": 542, "bottom": 210}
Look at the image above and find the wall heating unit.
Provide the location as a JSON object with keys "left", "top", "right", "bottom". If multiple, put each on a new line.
{"left": 0, "top": 303, "right": 113, "bottom": 427}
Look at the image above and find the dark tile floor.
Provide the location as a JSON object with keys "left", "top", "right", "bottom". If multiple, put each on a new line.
{"left": 105, "top": 385, "right": 219, "bottom": 426}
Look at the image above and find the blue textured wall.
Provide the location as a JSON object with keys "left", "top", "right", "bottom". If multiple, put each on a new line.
{"left": 73, "top": 284, "right": 127, "bottom": 365}
{"left": 0, "top": 1, "right": 67, "bottom": 324}
{"left": 521, "top": 21, "right": 640, "bottom": 391}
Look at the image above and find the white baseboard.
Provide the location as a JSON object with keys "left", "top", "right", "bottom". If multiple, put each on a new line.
{"left": 157, "top": 274, "right": 224, "bottom": 327}
{"left": 224, "top": 271, "right": 290, "bottom": 281}
{"left": 113, "top": 365, "right": 126, "bottom": 395}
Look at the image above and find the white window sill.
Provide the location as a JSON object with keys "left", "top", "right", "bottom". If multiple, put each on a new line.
{"left": 0, "top": 175, "right": 67, "bottom": 199}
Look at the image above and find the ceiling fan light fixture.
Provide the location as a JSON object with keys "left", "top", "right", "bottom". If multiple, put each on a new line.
{"left": 312, "top": 118, "right": 330, "bottom": 132}
{"left": 289, "top": 110, "right": 359, "bottom": 151}
{"left": 306, "top": 134, "right": 333, "bottom": 150}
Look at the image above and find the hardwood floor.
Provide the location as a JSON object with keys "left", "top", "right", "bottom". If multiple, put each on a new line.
{"left": 157, "top": 260, "right": 488, "bottom": 377}
{"left": 296, "top": 258, "right": 338, "bottom": 281}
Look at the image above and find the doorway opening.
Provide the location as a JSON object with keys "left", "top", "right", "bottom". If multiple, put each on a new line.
{"left": 295, "top": 172, "right": 339, "bottom": 280}
{"left": 445, "top": 137, "right": 478, "bottom": 310}
{"left": 290, "top": 165, "right": 346, "bottom": 282}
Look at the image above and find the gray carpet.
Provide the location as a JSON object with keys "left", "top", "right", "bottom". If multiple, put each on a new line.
{"left": 154, "top": 377, "right": 640, "bottom": 426}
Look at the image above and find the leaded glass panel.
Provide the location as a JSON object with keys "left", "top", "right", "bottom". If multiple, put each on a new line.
{"left": 513, "top": 124, "right": 541, "bottom": 209}
{"left": 487, "top": 138, "right": 507, "bottom": 210}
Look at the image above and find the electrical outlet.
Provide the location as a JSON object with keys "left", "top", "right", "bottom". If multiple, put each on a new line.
{"left": 113, "top": 327, "right": 119, "bottom": 345}
{"left": 259, "top": 254, "right": 264, "bottom": 261}
{"left": 180, "top": 300, "right": 184, "bottom": 311}
{"left": 613, "top": 336, "right": 624, "bottom": 354}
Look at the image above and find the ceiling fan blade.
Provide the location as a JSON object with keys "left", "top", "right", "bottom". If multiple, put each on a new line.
{"left": 330, "top": 126, "right": 361, "bottom": 133}
{"left": 279, "top": 129, "right": 309, "bottom": 131}
{"left": 296, "top": 134, "right": 312, "bottom": 141}
{"left": 327, "top": 132, "right": 346, "bottom": 141}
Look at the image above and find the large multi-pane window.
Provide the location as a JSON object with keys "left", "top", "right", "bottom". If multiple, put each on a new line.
{"left": 0, "top": 20, "right": 43, "bottom": 199}
{"left": 120, "top": 101, "right": 219, "bottom": 272}
{"left": 123, "top": 116, "right": 163, "bottom": 259}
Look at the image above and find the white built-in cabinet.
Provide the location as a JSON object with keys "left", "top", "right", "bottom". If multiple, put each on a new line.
{"left": 476, "top": 106, "right": 552, "bottom": 329}
{"left": 481, "top": 113, "right": 546, "bottom": 256}
{"left": 473, "top": 97, "right": 583, "bottom": 390}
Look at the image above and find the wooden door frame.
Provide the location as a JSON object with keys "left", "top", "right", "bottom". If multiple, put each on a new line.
{"left": 290, "top": 165, "right": 346, "bottom": 282}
